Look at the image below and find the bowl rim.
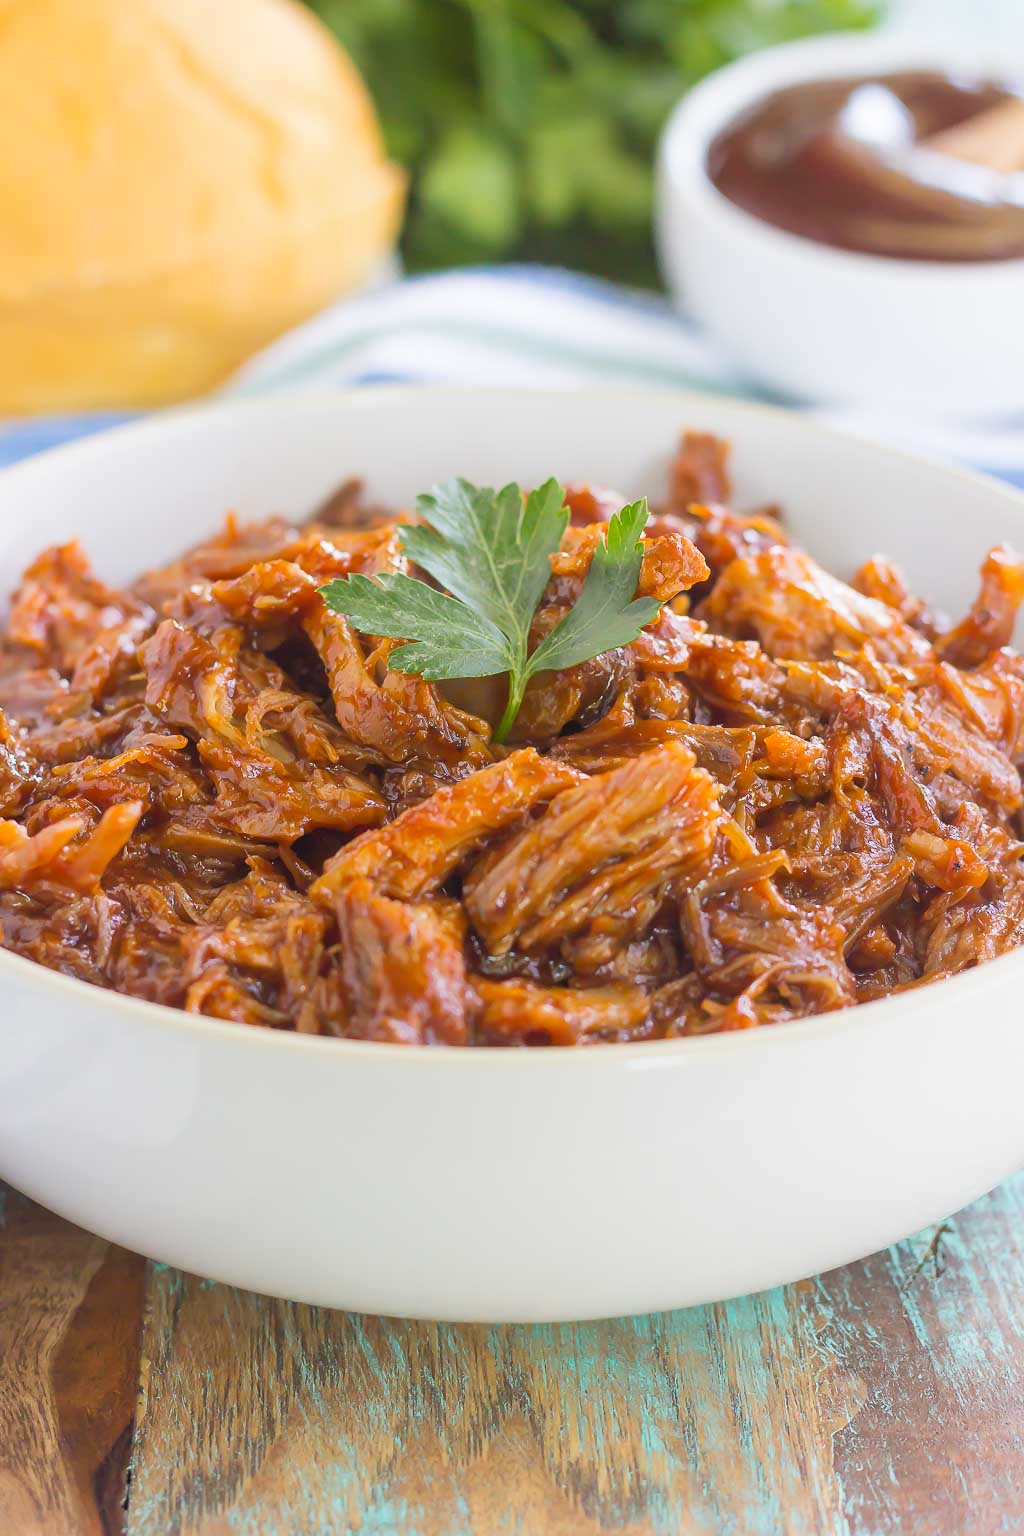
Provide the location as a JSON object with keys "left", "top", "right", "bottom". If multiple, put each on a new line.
{"left": 4, "top": 380, "right": 1024, "bottom": 1068}
{"left": 658, "top": 29, "right": 1024, "bottom": 281}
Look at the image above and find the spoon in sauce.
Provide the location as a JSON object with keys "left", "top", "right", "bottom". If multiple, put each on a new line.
{"left": 924, "top": 95, "right": 1024, "bottom": 173}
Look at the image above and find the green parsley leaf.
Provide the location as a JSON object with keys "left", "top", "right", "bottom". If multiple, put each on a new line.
{"left": 406, "top": 476, "right": 568, "bottom": 637}
{"left": 317, "top": 570, "right": 510, "bottom": 681}
{"left": 526, "top": 500, "right": 661, "bottom": 675}
{"left": 318, "top": 479, "right": 665, "bottom": 742}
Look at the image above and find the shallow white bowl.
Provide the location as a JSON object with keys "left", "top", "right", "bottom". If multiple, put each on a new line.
{"left": 657, "top": 33, "right": 1024, "bottom": 417}
{"left": 2, "top": 386, "right": 1024, "bottom": 1322}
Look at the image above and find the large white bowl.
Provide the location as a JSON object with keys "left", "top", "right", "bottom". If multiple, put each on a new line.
{"left": 2, "top": 387, "right": 1024, "bottom": 1322}
{"left": 657, "top": 33, "right": 1024, "bottom": 417}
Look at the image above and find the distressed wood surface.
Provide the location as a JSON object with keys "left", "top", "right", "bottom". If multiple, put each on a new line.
{"left": 0, "top": 1185, "right": 146, "bottom": 1536}
{"left": 3, "top": 1175, "right": 1024, "bottom": 1535}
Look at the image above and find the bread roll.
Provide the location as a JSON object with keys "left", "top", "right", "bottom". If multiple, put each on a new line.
{"left": 0, "top": 0, "right": 405, "bottom": 412}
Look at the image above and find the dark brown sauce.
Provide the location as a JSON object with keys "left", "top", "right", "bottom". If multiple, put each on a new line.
{"left": 708, "top": 71, "right": 1024, "bottom": 261}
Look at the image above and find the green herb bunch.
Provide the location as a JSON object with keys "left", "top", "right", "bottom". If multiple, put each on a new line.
{"left": 305, "top": 0, "right": 879, "bottom": 285}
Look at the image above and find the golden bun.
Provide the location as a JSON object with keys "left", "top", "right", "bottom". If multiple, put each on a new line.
{"left": 0, "top": 0, "right": 405, "bottom": 412}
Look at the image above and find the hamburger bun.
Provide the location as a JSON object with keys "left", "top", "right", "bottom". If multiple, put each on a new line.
{"left": 0, "top": 0, "right": 405, "bottom": 412}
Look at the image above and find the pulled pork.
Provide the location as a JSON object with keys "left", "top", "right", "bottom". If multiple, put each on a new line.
{"left": 2, "top": 433, "right": 1023, "bottom": 1046}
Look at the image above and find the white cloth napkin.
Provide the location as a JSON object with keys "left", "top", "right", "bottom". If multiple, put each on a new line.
{"left": 229, "top": 266, "right": 1024, "bottom": 488}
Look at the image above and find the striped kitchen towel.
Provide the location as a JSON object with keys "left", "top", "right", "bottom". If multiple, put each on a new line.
{"left": 2, "top": 265, "right": 1024, "bottom": 486}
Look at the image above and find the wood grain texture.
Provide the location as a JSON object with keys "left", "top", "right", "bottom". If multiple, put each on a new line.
{"left": 825, "top": 1177, "right": 1024, "bottom": 1536}
{"left": 124, "top": 1171, "right": 1024, "bottom": 1536}
{"left": 3, "top": 1173, "right": 1023, "bottom": 1535}
{"left": 126, "top": 1274, "right": 849, "bottom": 1536}
{"left": 0, "top": 1183, "right": 146, "bottom": 1536}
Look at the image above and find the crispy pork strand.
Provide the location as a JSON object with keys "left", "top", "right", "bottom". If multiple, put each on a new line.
{"left": 172, "top": 559, "right": 320, "bottom": 632}
{"left": 303, "top": 604, "right": 491, "bottom": 768}
{"left": 311, "top": 749, "right": 583, "bottom": 904}
{"left": 699, "top": 545, "right": 932, "bottom": 665}
{"left": 475, "top": 977, "right": 652, "bottom": 1046}
{"left": 0, "top": 710, "right": 35, "bottom": 817}
{"left": 181, "top": 860, "right": 330, "bottom": 1026}
{"left": 852, "top": 554, "right": 945, "bottom": 639}
{"left": 782, "top": 649, "right": 1024, "bottom": 814}
{"left": 0, "top": 801, "right": 143, "bottom": 894}
{"left": 334, "top": 880, "right": 478, "bottom": 1045}
{"left": 669, "top": 431, "right": 732, "bottom": 510}
{"left": 197, "top": 739, "right": 385, "bottom": 842}
{"left": 551, "top": 716, "right": 786, "bottom": 809}
{"left": 916, "top": 809, "right": 1024, "bottom": 977}
{"left": 682, "top": 889, "right": 857, "bottom": 1015}
{"left": 936, "top": 545, "right": 1024, "bottom": 670}
{"left": 140, "top": 618, "right": 387, "bottom": 840}
{"left": 463, "top": 742, "right": 724, "bottom": 955}
{"left": 8, "top": 540, "right": 154, "bottom": 684}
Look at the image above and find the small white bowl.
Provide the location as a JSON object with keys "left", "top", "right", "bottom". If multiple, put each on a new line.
{"left": 2, "top": 386, "right": 1024, "bottom": 1322}
{"left": 657, "top": 33, "right": 1024, "bottom": 418}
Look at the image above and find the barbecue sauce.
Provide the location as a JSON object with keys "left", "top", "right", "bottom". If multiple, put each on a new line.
{"left": 707, "top": 71, "right": 1024, "bottom": 261}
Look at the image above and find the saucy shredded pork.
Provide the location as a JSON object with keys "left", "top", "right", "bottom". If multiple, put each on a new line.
{"left": 2, "top": 431, "right": 1024, "bottom": 1045}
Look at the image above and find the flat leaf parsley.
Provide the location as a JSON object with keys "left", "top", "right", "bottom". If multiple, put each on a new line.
{"left": 317, "top": 477, "right": 662, "bottom": 741}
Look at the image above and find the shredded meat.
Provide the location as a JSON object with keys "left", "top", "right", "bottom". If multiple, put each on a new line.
{"left": 333, "top": 881, "right": 477, "bottom": 1045}
{"left": 2, "top": 434, "right": 1023, "bottom": 1046}
{"left": 311, "top": 749, "right": 582, "bottom": 902}
{"left": 463, "top": 743, "right": 722, "bottom": 955}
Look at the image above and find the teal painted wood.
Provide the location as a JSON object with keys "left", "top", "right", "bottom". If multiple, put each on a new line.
{"left": 825, "top": 1174, "right": 1024, "bottom": 1536}
{"left": 124, "top": 1170, "right": 1024, "bottom": 1536}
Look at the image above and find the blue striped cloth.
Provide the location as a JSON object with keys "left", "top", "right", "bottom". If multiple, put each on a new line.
{"left": 2, "top": 266, "right": 1023, "bottom": 488}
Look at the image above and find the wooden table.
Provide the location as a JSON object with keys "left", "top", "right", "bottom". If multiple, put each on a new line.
{"left": 2, "top": 1173, "right": 1023, "bottom": 1536}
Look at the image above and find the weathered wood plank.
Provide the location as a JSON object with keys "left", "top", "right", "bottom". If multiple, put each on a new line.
{"left": 4, "top": 1171, "right": 1023, "bottom": 1535}
{"left": 127, "top": 1270, "right": 852, "bottom": 1536}
{"left": 822, "top": 1178, "right": 1024, "bottom": 1536}
{"left": 125, "top": 1174, "right": 1024, "bottom": 1536}
{"left": 0, "top": 1183, "right": 146, "bottom": 1536}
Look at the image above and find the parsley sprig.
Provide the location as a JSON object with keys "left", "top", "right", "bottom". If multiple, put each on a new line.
{"left": 318, "top": 477, "right": 662, "bottom": 742}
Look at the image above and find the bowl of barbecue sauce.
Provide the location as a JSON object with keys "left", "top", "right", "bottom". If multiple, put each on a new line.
{"left": 657, "top": 35, "right": 1024, "bottom": 416}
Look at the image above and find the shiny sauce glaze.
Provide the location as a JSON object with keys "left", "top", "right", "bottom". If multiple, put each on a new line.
{"left": 708, "top": 71, "right": 1024, "bottom": 260}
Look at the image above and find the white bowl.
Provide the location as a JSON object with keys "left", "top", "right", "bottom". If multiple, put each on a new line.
{"left": 2, "top": 386, "right": 1024, "bottom": 1322}
{"left": 657, "top": 33, "right": 1024, "bottom": 418}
